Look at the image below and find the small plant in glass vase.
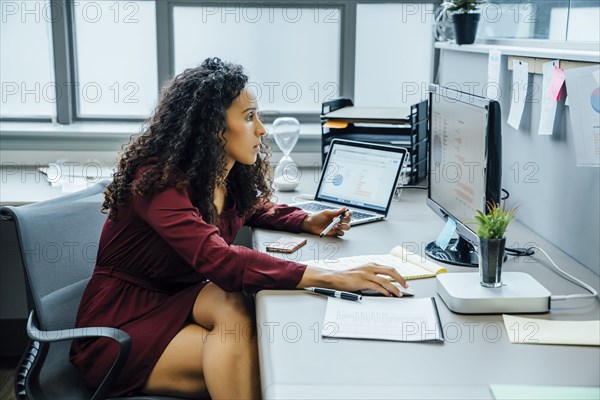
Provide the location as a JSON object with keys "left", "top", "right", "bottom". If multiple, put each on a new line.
{"left": 473, "top": 201, "right": 518, "bottom": 288}
{"left": 448, "top": 0, "right": 486, "bottom": 45}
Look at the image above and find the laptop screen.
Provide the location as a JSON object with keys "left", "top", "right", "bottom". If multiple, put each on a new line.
{"left": 315, "top": 141, "right": 406, "bottom": 213}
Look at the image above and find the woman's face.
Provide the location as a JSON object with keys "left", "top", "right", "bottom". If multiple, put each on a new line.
{"left": 223, "top": 87, "right": 266, "bottom": 169}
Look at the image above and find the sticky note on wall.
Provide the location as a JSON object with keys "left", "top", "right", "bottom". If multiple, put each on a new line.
{"left": 549, "top": 65, "right": 565, "bottom": 101}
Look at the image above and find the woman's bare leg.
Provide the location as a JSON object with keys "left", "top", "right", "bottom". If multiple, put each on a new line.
{"left": 142, "top": 283, "right": 260, "bottom": 399}
{"left": 142, "top": 323, "right": 209, "bottom": 398}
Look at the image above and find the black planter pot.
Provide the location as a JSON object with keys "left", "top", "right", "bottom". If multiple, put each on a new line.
{"left": 478, "top": 237, "right": 506, "bottom": 288}
{"left": 452, "top": 13, "right": 481, "bottom": 45}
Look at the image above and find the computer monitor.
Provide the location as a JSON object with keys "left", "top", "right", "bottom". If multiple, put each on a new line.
{"left": 425, "top": 84, "right": 502, "bottom": 267}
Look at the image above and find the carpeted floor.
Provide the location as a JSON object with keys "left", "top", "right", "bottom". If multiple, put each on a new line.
{"left": 0, "top": 369, "right": 16, "bottom": 400}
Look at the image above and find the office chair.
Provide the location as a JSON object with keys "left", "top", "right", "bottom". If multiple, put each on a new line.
{"left": 0, "top": 181, "right": 180, "bottom": 400}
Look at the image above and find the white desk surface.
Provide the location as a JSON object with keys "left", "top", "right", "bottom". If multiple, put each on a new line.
{"left": 4, "top": 167, "right": 599, "bottom": 398}
{"left": 253, "top": 177, "right": 600, "bottom": 399}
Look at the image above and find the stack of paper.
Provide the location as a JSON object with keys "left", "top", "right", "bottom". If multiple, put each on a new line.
{"left": 323, "top": 106, "right": 411, "bottom": 124}
{"left": 322, "top": 296, "right": 444, "bottom": 342}
{"left": 39, "top": 163, "right": 114, "bottom": 193}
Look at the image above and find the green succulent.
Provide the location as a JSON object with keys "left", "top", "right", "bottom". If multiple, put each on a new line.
{"left": 448, "top": 0, "right": 486, "bottom": 13}
{"left": 473, "top": 201, "right": 518, "bottom": 240}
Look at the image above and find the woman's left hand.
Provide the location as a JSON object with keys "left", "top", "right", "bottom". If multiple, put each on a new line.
{"left": 300, "top": 207, "right": 352, "bottom": 237}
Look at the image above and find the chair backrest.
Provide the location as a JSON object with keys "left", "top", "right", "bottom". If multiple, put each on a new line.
{"left": 0, "top": 181, "right": 109, "bottom": 330}
{"left": 3, "top": 181, "right": 183, "bottom": 400}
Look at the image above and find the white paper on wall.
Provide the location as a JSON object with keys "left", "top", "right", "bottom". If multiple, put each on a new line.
{"left": 564, "top": 65, "right": 600, "bottom": 167}
{"left": 538, "top": 60, "right": 561, "bottom": 136}
{"left": 486, "top": 49, "right": 502, "bottom": 100}
{"left": 507, "top": 60, "right": 529, "bottom": 130}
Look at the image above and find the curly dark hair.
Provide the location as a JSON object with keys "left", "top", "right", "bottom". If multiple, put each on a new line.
{"left": 102, "top": 57, "right": 273, "bottom": 225}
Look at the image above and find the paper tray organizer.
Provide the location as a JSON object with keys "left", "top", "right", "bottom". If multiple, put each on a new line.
{"left": 320, "top": 98, "right": 428, "bottom": 185}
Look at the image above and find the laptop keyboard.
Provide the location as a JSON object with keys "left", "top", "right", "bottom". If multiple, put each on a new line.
{"left": 298, "top": 203, "right": 375, "bottom": 221}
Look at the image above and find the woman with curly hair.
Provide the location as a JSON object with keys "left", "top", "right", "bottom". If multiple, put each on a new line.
{"left": 70, "top": 57, "right": 407, "bottom": 399}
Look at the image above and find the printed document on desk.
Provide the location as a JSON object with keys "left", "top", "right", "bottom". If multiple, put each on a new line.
{"left": 322, "top": 297, "right": 444, "bottom": 342}
{"left": 503, "top": 314, "right": 600, "bottom": 346}
{"left": 303, "top": 246, "right": 446, "bottom": 280}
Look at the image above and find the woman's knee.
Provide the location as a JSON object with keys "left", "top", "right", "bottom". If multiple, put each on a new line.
{"left": 193, "top": 283, "right": 254, "bottom": 327}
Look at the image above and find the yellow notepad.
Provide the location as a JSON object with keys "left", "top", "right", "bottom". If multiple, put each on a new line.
{"left": 302, "top": 246, "right": 446, "bottom": 280}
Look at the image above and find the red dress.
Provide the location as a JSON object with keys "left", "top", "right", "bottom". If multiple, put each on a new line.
{"left": 69, "top": 179, "right": 308, "bottom": 396}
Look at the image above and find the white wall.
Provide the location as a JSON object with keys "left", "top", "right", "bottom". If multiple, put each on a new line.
{"left": 438, "top": 49, "right": 600, "bottom": 275}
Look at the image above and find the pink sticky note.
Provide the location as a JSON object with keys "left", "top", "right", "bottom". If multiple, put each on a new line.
{"left": 549, "top": 65, "right": 565, "bottom": 101}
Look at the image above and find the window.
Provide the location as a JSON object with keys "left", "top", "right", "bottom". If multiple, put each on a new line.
{"left": 477, "top": 0, "right": 600, "bottom": 42}
{"left": 1, "top": 0, "right": 597, "bottom": 127}
{"left": 1, "top": 0, "right": 55, "bottom": 119}
{"left": 477, "top": 1, "right": 546, "bottom": 40}
{"left": 565, "top": 0, "right": 600, "bottom": 42}
{"left": 355, "top": 3, "right": 435, "bottom": 107}
{"left": 72, "top": 0, "right": 158, "bottom": 118}
{"left": 173, "top": 4, "right": 341, "bottom": 116}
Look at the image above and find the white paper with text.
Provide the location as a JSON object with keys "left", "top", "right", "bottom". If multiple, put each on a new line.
{"left": 322, "top": 297, "right": 443, "bottom": 342}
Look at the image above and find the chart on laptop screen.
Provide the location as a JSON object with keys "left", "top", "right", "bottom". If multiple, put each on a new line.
{"left": 318, "top": 144, "right": 401, "bottom": 211}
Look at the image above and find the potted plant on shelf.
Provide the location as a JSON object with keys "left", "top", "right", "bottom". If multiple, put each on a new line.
{"left": 448, "top": 0, "right": 486, "bottom": 45}
{"left": 473, "top": 201, "right": 518, "bottom": 288}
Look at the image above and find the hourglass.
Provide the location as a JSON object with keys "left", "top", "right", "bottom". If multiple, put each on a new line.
{"left": 272, "top": 117, "right": 300, "bottom": 191}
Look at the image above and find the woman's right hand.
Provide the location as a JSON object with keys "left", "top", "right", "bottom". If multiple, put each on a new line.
{"left": 297, "top": 263, "right": 408, "bottom": 297}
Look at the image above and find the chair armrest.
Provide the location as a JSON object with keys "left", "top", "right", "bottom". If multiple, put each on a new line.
{"left": 26, "top": 311, "right": 131, "bottom": 400}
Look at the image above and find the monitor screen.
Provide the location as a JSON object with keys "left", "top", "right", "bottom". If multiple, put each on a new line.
{"left": 426, "top": 85, "right": 502, "bottom": 266}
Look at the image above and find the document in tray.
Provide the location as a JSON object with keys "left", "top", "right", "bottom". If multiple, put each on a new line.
{"left": 324, "top": 106, "right": 411, "bottom": 124}
{"left": 303, "top": 246, "right": 446, "bottom": 280}
{"left": 322, "top": 297, "right": 444, "bottom": 342}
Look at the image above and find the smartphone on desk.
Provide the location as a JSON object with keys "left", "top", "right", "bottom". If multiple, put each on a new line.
{"left": 266, "top": 236, "right": 307, "bottom": 254}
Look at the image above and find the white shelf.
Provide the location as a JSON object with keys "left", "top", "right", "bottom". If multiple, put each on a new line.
{"left": 435, "top": 41, "right": 600, "bottom": 63}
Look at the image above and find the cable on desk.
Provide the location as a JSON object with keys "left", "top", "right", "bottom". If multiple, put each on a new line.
{"left": 529, "top": 246, "right": 598, "bottom": 301}
{"left": 505, "top": 247, "right": 535, "bottom": 257}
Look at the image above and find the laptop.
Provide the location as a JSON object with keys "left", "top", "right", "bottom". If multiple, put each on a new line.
{"left": 294, "top": 139, "right": 408, "bottom": 226}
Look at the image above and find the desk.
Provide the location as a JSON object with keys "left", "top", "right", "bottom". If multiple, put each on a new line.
{"left": 252, "top": 173, "right": 600, "bottom": 399}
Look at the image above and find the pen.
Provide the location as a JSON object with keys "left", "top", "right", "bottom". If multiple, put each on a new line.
{"left": 304, "top": 287, "right": 363, "bottom": 301}
{"left": 319, "top": 209, "right": 347, "bottom": 237}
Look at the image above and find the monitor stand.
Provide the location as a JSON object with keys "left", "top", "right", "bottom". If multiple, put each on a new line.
{"left": 426, "top": 236, "right": 478, "bottom": 267}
